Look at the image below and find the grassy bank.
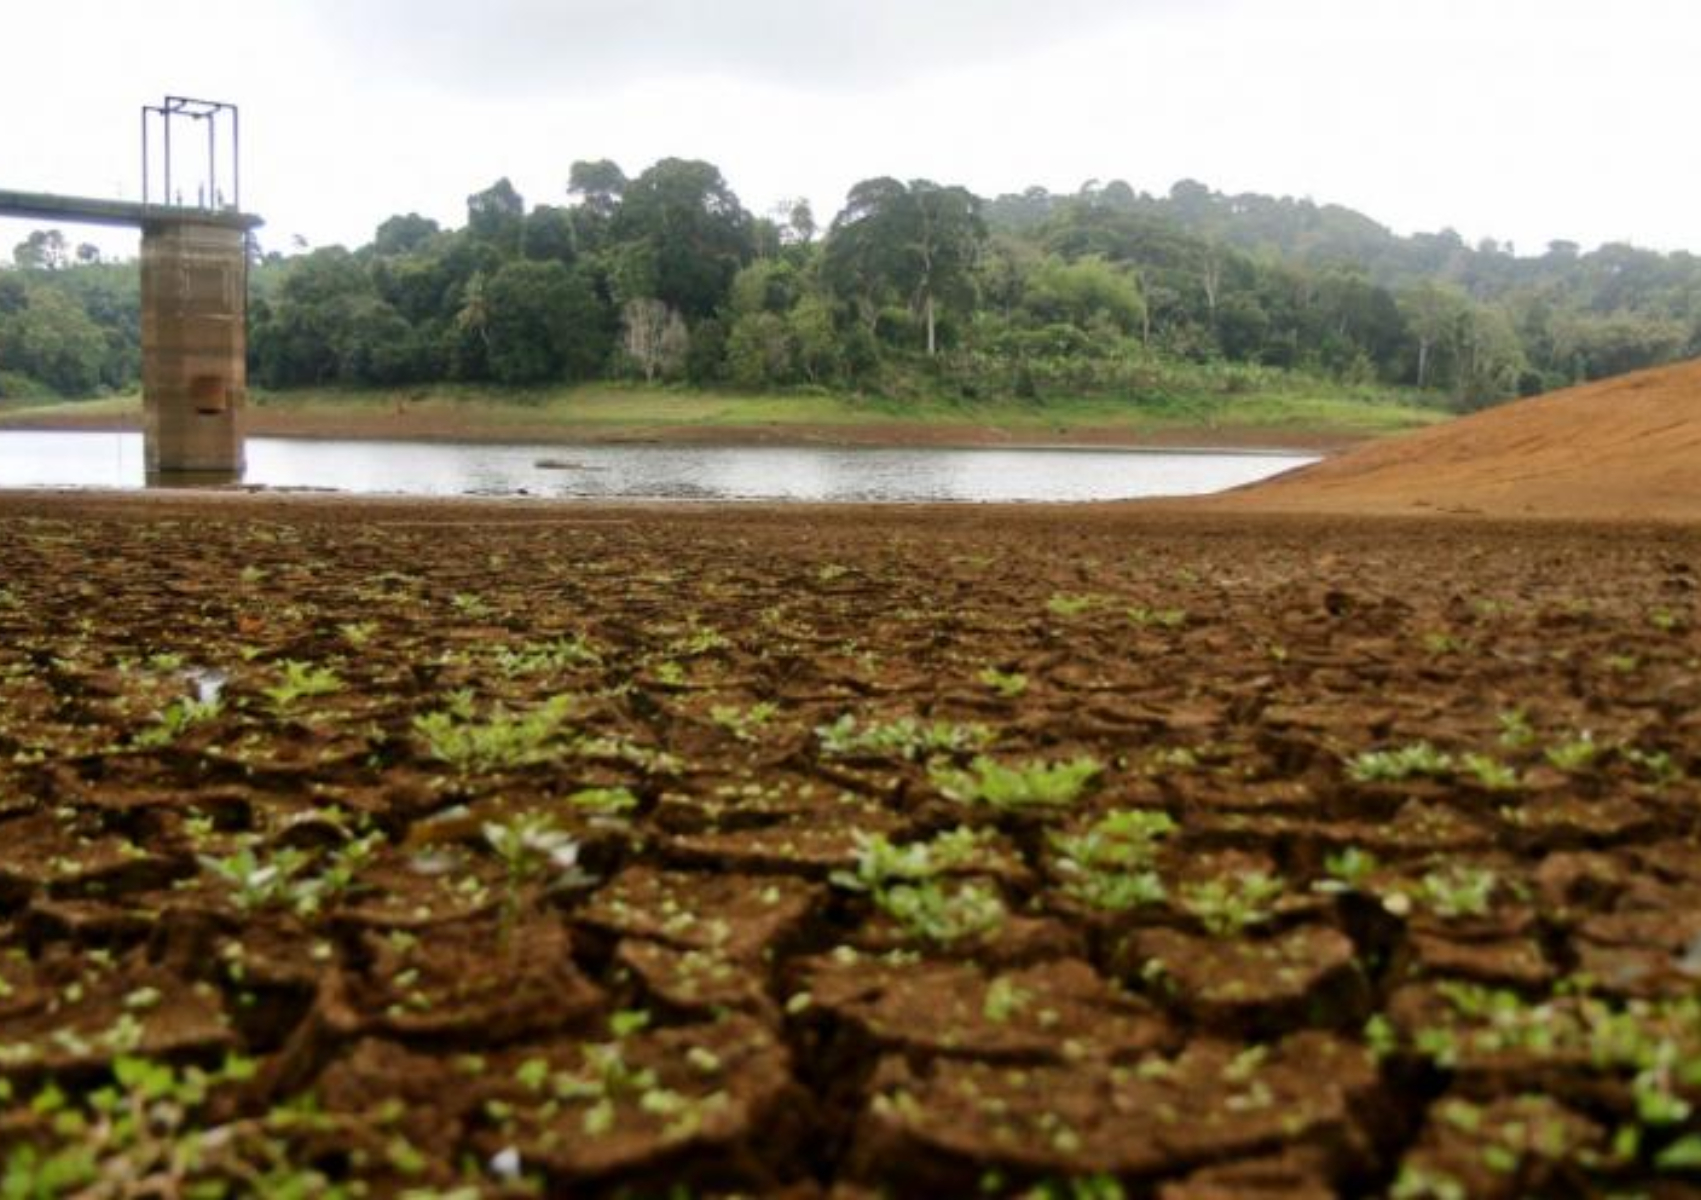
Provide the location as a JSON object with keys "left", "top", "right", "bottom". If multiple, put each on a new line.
{"left": 0, "top": 372, "right": 1448, "bottom": 449}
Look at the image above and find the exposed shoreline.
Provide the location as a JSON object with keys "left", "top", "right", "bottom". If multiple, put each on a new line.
{"left": 0, "top": 404, "right": 1366, "bottom": 454}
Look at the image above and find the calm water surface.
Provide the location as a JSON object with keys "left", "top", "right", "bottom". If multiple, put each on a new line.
{"left": 0, "top": 431, "right": 1315, "bottom": 503}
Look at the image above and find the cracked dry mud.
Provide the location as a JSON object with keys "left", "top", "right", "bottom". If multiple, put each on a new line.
{"left": 0, "top": 495, "right": 1698, "bottom": 1197}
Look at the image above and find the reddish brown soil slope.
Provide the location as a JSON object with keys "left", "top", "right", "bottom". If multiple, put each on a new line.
{"left": 1217, "top": 360, "right": 1701, "bottom": 520}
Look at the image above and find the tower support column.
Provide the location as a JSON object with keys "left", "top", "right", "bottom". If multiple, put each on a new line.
{"left": 140, "top": 219, "right": 247, "bottom": 478}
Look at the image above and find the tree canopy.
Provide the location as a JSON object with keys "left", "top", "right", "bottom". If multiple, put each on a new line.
{"left": 5, "top": 164, "right": 1699, "bottom": 407}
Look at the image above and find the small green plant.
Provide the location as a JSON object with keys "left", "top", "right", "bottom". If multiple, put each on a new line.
{"left": 495, "top": 635, "right": 601, "bottom": 675}
{"left": 1051, "top": 809, "right": 1176, "bottom": 870}
{"left": 1497, "top": 708, "right": 1536, "bottom": 750}
{"left": 1625, "top": 747, "right": 1682, "bottom": 788}
{"left": 831, "top": 828, "right": 989, "bottom": 891}
{"left": 414, "top": 694, "right": 578, "bottom": 774}
{"left": 449, "top": 592, "right": 492, "bottom": 618}
{"left": 262, "top": 660, "right": 343, "bottom": 711}
{"left": 710, "top": 701, "right": 779, "bottom": 742}
{"left": 1417, "top": 865, "right": 1498, "bottom": 919}
{"left": 876, "top": 879, "right": 1007, "bottom": 943}
{"left": 830, "top": 829, "right": 1007, "bottom": 943}
{"left": 1348, "top": 742, "right": 1454, "bottom": 783}
{"left": 977, "top": 666, "right": 1029, "bottom": 698}
{"left": 1181, "top": 872, "right": 1285, "bottom": 936}
{"left": 566, "top": 786, "right": 639, "bottom": 816}
{"left": 1126, "top": 605, "right": 1188, "bottom": 629}
{"left": 931, "top": 755, "right": 1102, "bottom": 812}
{"left": 1314, "top": 846, "right": 1381, "bottom": 894}
{"left": 339, "top": 621, "right": 377, "bottom": 648}
{"left": 133, "top": 695, "right": 222, "bottom": 749}
{"left": 483, "top": 813, "right": 593, "bottom": 934}
{"left": 1460, "top": 752, "right": 1520, "bottom": 791}
{"left": 1045, "top": 593, "right": 1097, "bottom": 618}
{"left": 816, "top": 713, "right": 993, "bottom": 761}
{"left": 1544, "top": 732, "right": 1601, "bottom": 773}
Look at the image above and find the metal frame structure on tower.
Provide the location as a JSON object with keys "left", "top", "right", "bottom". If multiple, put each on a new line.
{"left": 141, "top": 96, "right": 240, "bottom": 213}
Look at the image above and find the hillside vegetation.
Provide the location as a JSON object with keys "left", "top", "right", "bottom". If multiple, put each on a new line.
{"left": 2, "top": 169, "right": 1698, "bottom": 422}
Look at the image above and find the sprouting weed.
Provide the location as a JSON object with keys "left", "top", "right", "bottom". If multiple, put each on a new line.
{"left": 566, "top": 786, "right": 639, "bottom": 816}
{"left": 482, "top": 813, "right": 593, "bottom": 934}
{"left": 816, "top": 714, "right": 993, "bottom": 761}
{"left": 449, "top": 592, "right": 491, "bottom": 618}
{"left": 1045, "top": 593, "right": 1098, "bottom": 618}
{"left": 876, "top": 880, "right": 1007, "bottom": 943}
{"left": 1461, "top": 753, "right": 1520, "bottom": 792}
{"left": 134, "top": 695, "right": 222, "bottom": 749}
{"left": 1417, "top": 865, "right": 1498, "bottom": 919}
{"left": 1544, "top": 732, "right": 1600, "bottom": 773}
{"left": 1127, "top": 606, "right": 1188, "bottom": 630}
{"left": 1421, "top": 631, "right": 1465, "bottom": 656}
{"left": 1315, "top": 847, "right": 1381, "bottom": 894}
{"left": 931, "top": 755, "right": 1102, "bottom": 812}
{"left": 1347, "top": 742, "right": 1454, "bottom": 783}
{"left": 262, "top": 660, "right": 343, "bottom": 712}
{"left": 495, "top": 635, "right": 601, "bottom": 675}
{"left": 413, "top": 695, "right": 577, "bottom": 773}
{"left": 830, "top": 829, "right": 1006, "bottom": 943}
{"left": 982, "top": 976, "right": 1031, "bottom": 1024}
{"left": 831, "top": 828, "right": 990, "bottom": 892}
{"left": 1624, "top": 747, "right": 1682, "bottom": 788}
{"left": 339, "top": 621, "right": 378, "bottom": 648}
{"left": 710, "top": 701, "right": 779, "bottom": 742}
{"left": 1497, "top": 709, "right": 1536, "bottom": 750}
{"left": 977, "top": 667, "right": 1029, "bottom": 698}
{"left": 668, "top": 626, "right": 730, "bottom": 658}
{"left": 1181, "top": 873, "right": 1285, "bottom": 937}
{"left": 1050, "top": 810, "right": 1175, "bottom": 873}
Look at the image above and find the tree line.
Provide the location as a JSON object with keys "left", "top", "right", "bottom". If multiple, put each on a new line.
{"left": 4, "top": 166, "right": 1699, "bottom": 408}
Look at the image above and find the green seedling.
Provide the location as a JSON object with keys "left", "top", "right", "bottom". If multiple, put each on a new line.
{"left": 831, "top": 829, "right": 1007, "bottom": 942}
{"left": 710, "top": 701, "right": 779, "bottom": 742}
{"left": 931, "top": 755, "right": 1102, "bottom": 812}
{"left": 1417, "top": 865, "right": 1498, "bottom": 919}
{"left": 134, "top": 695, "right": 222, "bottom": 749}
{"left": 1051, "top": 810, "right": 1176, "bottom": 871}
{"left": 1181, "top": 872, "right": 1285, "bottom": 936}
{"left": 1348, "top": 741, "right": 1454, "bottom": 783}
{"left": 414, "top": 694, "right": 577, "bottom": 774}
{"left": 877, "top": 879, "right": 1007, "bottom": 943}
{"left": 1497, "top": 708, "right": 1536, "bottom": 750}
{"left": 816, "top": 714, "right": 993, "bottom": 761}
{"left": 567, "top": 786, "right": 639, "bottom": 816}
{"left": 1126, "top": 605, "right": 1188, "bottom": 630}
{"left": 483, "top": 813, "right": 593, "bottom": 935}
{"left": 1544, "top": 732, "right": 1600, "bottom": 773}
{"left": 495, "top": 635, "right": 602, "bottom": 675}
{"left": 831, "top": 828, "right": 989, "bottom": 892}
{"left": 1461, "top": 752, "right": 1520, "bottom": 792}
{"left": 449, "top": 592, "right": 491, "bottom": 618}
{"left": 1045, "top": 593, "right": 1098, "bottom": 618}
{"left": 977, "top": 667, "right": 1029, "bottom": 698}
{"left": 668, "top": 626, "right": 731, "bottom": 657}
{"left": 262, "top": 659, "right": 343, "bottom": 712}
{"left": 338, "top": 621, "right": 377, "bottom": 648}
{"left": 1314, "top": 846, "right": 1381, "bottom": 894}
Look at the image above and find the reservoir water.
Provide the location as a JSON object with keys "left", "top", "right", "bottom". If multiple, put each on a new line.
{"left": 0, "top": 431, "right": 1314, "bottom": 503}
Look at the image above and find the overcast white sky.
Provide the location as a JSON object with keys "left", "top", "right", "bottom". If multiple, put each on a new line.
{"left": 2, "top": 0, "right": 1696, "bottom": 263}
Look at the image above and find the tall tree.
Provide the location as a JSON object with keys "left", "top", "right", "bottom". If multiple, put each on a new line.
{"left": 610, "top": 159, "right": 754, "bottom": 319}
{"left": 825, "top": 178, "right": 986, "bottom": 356}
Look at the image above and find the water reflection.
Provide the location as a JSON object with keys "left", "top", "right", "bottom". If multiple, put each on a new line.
{"left": 0, "top": 431, "right": 1316, "bottom": 503}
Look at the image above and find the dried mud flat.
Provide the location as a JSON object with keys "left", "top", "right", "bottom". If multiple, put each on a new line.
{"left": 1, "top": 492, "right": 1700, "bottom": 1198}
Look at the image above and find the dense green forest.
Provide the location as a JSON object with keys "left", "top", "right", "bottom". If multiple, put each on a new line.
{"left": 3, "top": 167, "right": 1698, "bottom": 408}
